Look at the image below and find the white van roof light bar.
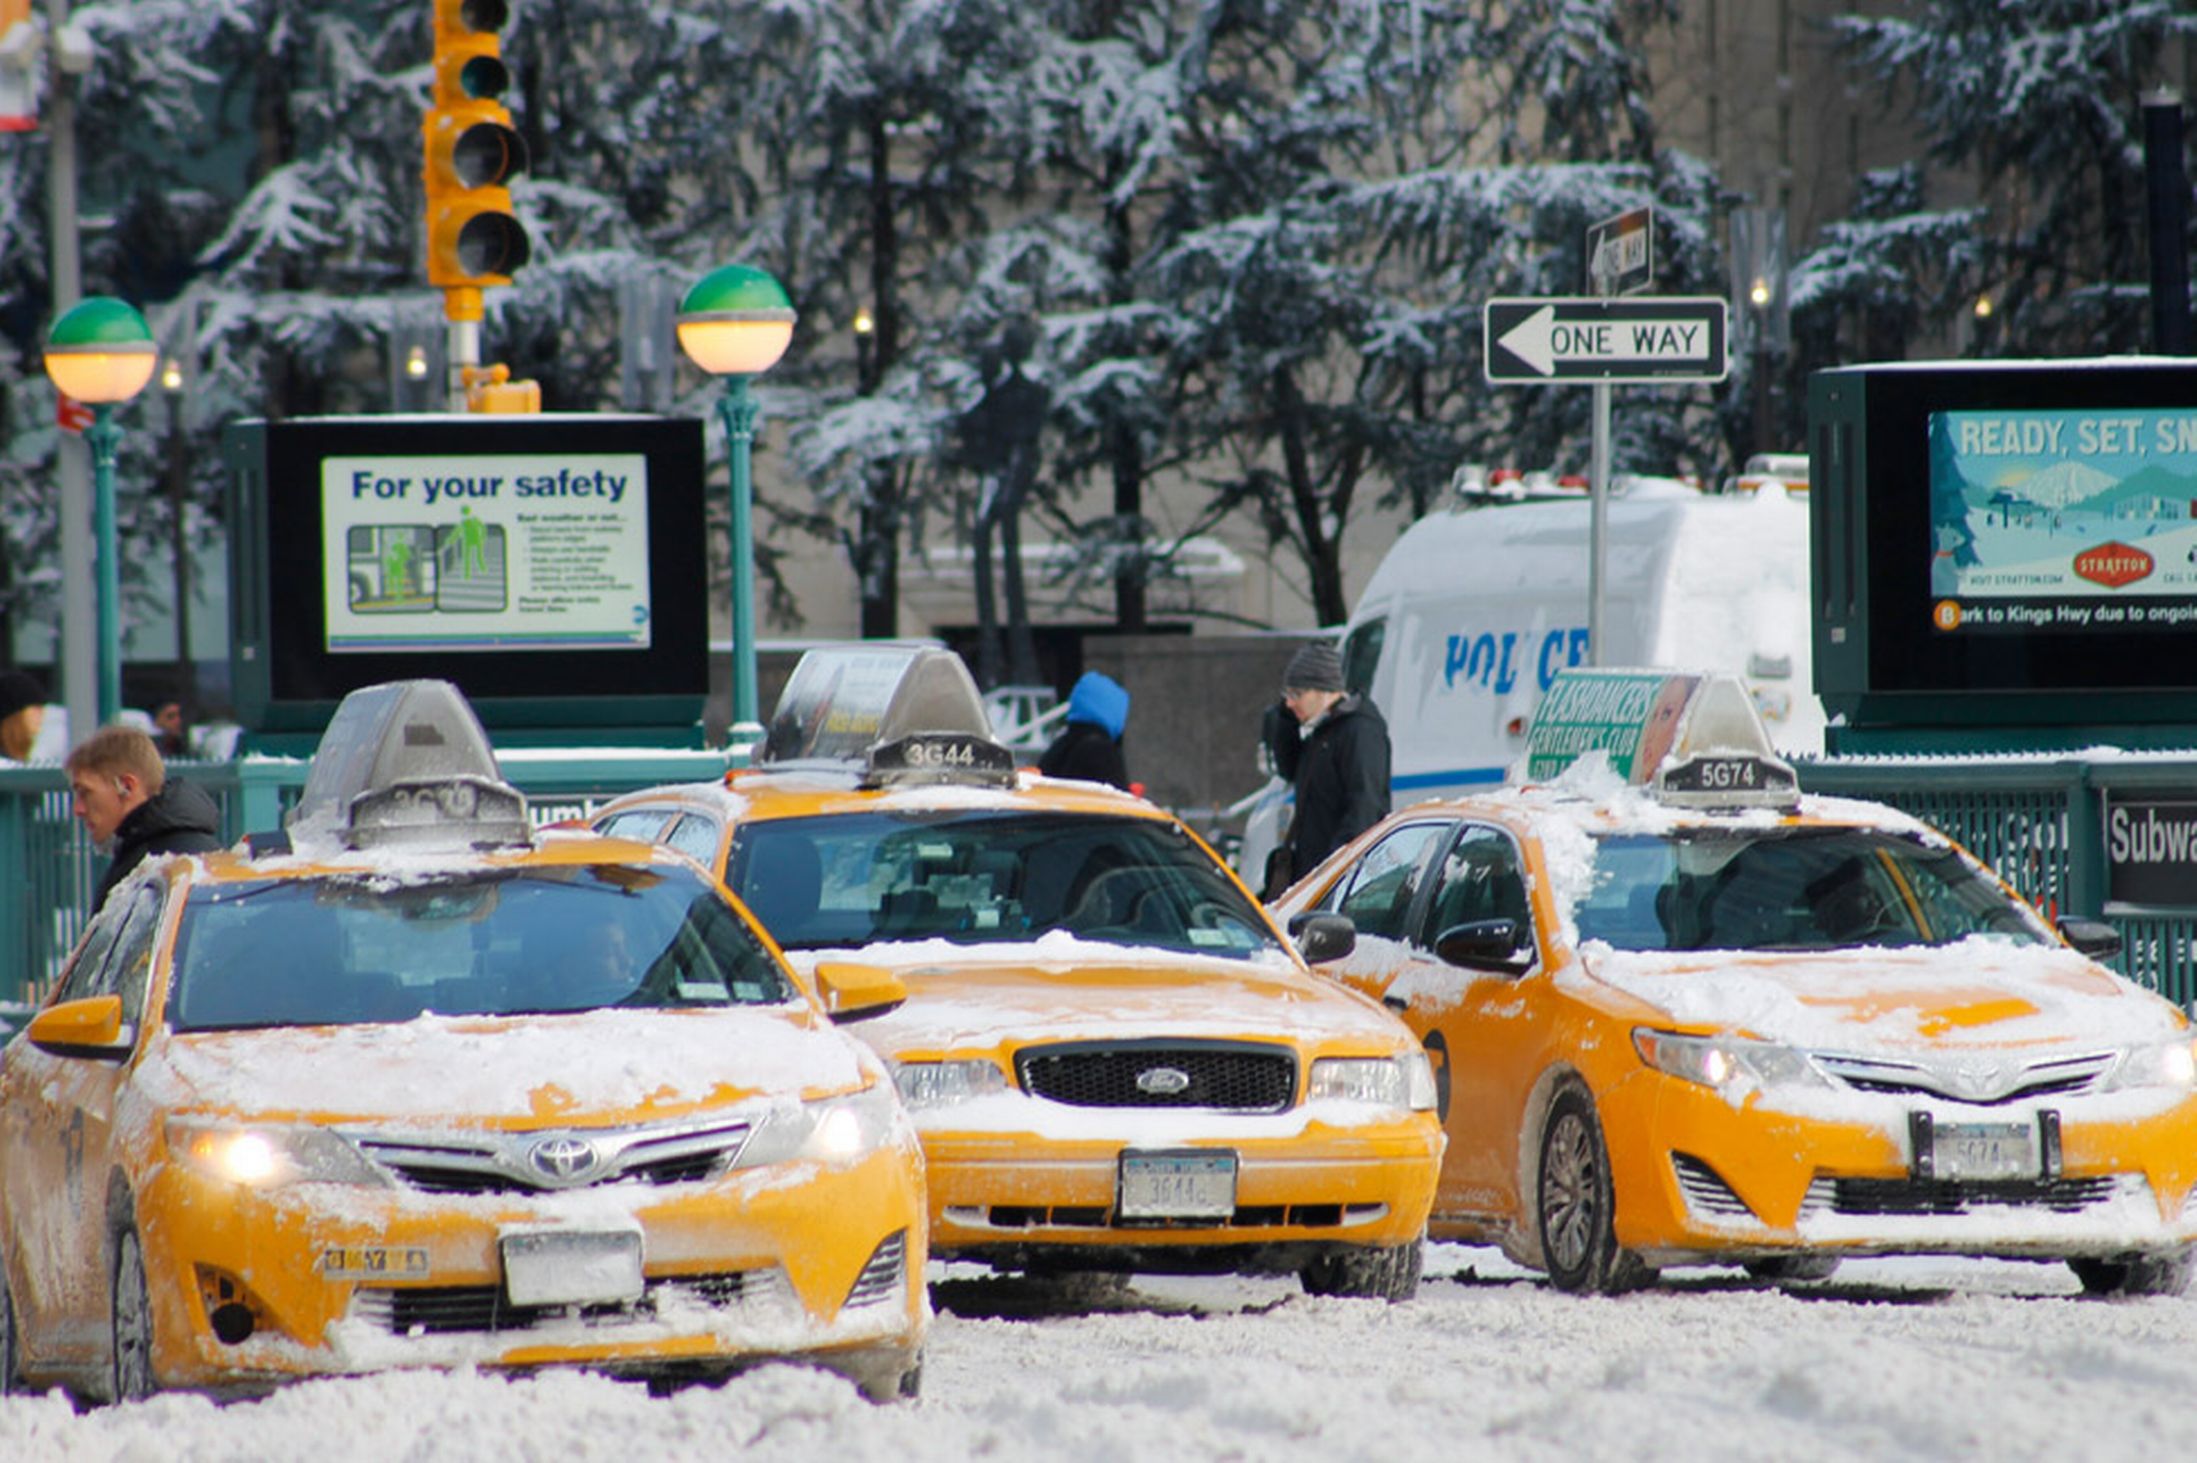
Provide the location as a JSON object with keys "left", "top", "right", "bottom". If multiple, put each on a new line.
{"left": 761, "top": 644, "right": 1018, "bottom": 787}
{"left": 287, "top": 679, "right": 532, "bottom": 853}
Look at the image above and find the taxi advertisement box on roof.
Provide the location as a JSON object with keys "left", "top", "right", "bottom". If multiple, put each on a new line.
{"left": 1523, "top": 669, "right": 1697, "bottom": 782}
{"left": 224, "top": 415, "right": 707, "bottom": 734}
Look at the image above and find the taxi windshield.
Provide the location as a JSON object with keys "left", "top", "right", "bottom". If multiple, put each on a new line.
{"left": 169, "top": 865, "right": 794, "bottom": 1030}
{"left": 726, "top": 811, "right": 1278, "bottom": 959}
{"left": 1574, "top": 827, "right": 2055, "bottom": 953}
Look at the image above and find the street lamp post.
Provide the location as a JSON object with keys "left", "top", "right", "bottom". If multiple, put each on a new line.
{"left": 43, "top": 296, "right": 156, "bottom": 728}
{"left": 676, "top": 264, "right": 794, "bottom": 752}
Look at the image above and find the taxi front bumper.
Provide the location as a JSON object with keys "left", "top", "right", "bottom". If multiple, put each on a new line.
{"left": 917, "top": 1110, "right": 1442, "bottom": 1259}
{"left": 133, "top": 1142, "right": 926, "bottom": 1391}
{"left": 1598, "top": 1070, "right": 2197, "bottom": 1265}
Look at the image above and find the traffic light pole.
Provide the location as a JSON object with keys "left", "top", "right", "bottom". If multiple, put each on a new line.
{"left": 446, "top": 306, "right": 479, "bottom": 412}
{"left": 48, "top": 0, "right": 96, "bottom": 739}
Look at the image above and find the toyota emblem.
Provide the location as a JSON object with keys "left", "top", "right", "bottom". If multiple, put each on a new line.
{"left": 528, "top": 1135, "right": 600, "bottom": 1181}
{"left": 1135, "top": 1066, "right": 1193, "bottom": 1096}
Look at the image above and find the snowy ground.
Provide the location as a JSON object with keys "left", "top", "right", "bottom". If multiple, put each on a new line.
{"left": 8, "top": 1243, "right": 2196, "bottom": 1461}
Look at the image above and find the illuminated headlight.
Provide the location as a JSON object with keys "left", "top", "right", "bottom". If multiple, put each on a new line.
{"left": 1309, "top": 1055, "right": 1437, "bottom": 1111}
{"left": 889, "top": 1058, "right": 1009, "bottom": 1109}
{"left": 1633, "top": 1029, "right": 1826, "bottom": 1093}
{"left": 166, "top": 1118, "right": 385, "bottom": 1187}
{"left": 2104, "top": 1038, "right": 2197, "bottom": 1092}
{"left": 736, "top": 1082, "right": 902, "bottom": 1167}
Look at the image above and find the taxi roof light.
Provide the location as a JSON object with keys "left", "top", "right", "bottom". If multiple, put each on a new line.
{"left": 1523, "top": 668, "right": 1798, "bottom": 811}
{"left": 287, "top": 679, "right": 532, "bottom": 853}
{"left": 761, "top": 644, "right": 1016, "bottom": 788}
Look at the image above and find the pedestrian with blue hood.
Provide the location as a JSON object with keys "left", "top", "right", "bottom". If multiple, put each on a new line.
{"left": 1039, "top": 670, "right": 1132, "bottom": 791}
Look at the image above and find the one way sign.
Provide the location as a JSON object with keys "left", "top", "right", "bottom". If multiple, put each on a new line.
{"left": 1483, "top": 297, "right": 1728, "bottom": 385}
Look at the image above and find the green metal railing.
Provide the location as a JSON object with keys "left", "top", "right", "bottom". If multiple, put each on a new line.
{"left": 1795, "top": 755, "right": 2197, "bottom": 1006}
{"left": 1, "top": 748, "right": 733, "bottom": 1004}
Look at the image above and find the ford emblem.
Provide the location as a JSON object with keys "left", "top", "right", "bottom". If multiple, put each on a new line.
{"left": 528, "top": 1135, "right": 600, "bottom": 1181}
{"left": 1136, "top": 1066, "right": 1193, "bottom": 1096}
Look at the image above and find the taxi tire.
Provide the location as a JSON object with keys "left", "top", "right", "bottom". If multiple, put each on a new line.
{"left": 0, "top": 1263, "right": 21, "bottom": 1394}
{"left": 110, "top": 1231, "right": 158, "bottom": 1404}
{"left": 2068, "top": 1249, "right": 2195, "bottom": 1298}
{"left": 1298, "top": 1238, "right": 1424, "bottom": 1302}
{"left": 1535, "top": 1087, "right": 1656, "bottom": 1295}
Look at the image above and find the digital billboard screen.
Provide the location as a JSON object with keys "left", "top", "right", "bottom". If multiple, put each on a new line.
{"left": 1928, "top": 407, "right": 2197, "bottom": 636}
{"left": 226, "top": 415, "right": 708, "bottom": 734}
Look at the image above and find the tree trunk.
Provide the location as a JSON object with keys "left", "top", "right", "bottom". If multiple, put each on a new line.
{"left": 856, "top": 108, "right": 903, "bottom": 638}
{"left": 972, "top": 476, "right": 1003, "bottom": 690}
{"left": 1000, "top": 444, "right": 1040, "bottom": 686}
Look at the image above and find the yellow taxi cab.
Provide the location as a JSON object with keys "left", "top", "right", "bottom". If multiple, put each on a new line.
{"left": 592, "top": 645, "right": 1443, "bottom": 1300}
{"left": 1271, "top": 669, "right": 2197, "bottom": 1295}
{"left": 0, "top": 680, "right": 926, "bottom": 1402}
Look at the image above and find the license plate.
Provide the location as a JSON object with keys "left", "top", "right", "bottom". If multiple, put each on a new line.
{"left": 1931, "top": 1120, "right": 2039, "bottom": 1182}
{"left": 1118, "top": 1150, "right": 1237, "bottom": 1219}
{"left": 318, "top": 1246, "right": 430, "bottom": 1281}
{"left": 500, "top": 1229, "right": 645, "bottom": 1307}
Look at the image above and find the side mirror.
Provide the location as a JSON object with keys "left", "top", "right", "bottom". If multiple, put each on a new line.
{"left": 2057, "top": 915, "right": 2123, "bottom": 961}
{"left": 811, "top": 962, "right": 909, "bottom": 1022}
{"left": 26, "top": 995, "right": 136, "bottom": 1060}
{"left": 1433, "top": 919, "right": 1534, "bottom": 975}
{"left": 1288, "top": 911, "right": 1356, "bottom": 964}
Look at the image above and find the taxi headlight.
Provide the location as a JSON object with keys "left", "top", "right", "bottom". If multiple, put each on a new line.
{"left": 1632, "top": 1029, "right": 1826, "bottom": 1093}
{"left": 889, "top": 1058, "right": 1009, "bottom": 1109}
{"left": 736, "top": 1082, "right": 901, "bottom": 1168}
{"left": 2104, "top": 1038, "right": 2197, "bottom": 1092}
{"left": 166, "top": 1118, "right": 385, "bottom": 1188}
{"left": 1310, "top": 1056, "right": 1435, "bottom": 1110}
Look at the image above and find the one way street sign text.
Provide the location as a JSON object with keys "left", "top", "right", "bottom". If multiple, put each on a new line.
{"left": 1483, "top": 296, "right": 1728, "bottom": 385}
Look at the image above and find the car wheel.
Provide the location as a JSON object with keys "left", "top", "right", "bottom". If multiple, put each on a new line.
{"left": 1299, "top": 1238, "right": 1424, "bottom": 1302}
{"left": 856, "top": 1352, "right": 922, "bottom": 1404}
{"left": 111, "top": 1230, "right": 158, "bottom": 1403}
{"left": 1744, "top": 1255, "right": 1841, "bottom": 1284}
{"left": 2069, "top": 1249, "right": 2195, "bottom": 1298}
{"left": 0, "top": 1262, "right": 22, "bottom": 1395}
{"left": 1535, "top": 1086, "right": 1656, "bottom": 1295}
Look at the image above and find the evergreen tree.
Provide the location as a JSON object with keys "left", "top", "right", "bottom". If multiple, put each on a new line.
{"left": 1832, "top": 0, "right": 2197, "bottom": 357}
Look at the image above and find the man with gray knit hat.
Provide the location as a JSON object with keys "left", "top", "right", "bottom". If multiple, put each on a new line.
{"left": 1260, "top": 639, "right": 1390, "bottom": 896}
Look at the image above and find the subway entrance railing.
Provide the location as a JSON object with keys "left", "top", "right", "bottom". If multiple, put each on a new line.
{"left": 9, "top": 750, "right": 2197, "bottom": 1010}
{"left": 1, "top": 747, "right": 734, "bottom": 1007}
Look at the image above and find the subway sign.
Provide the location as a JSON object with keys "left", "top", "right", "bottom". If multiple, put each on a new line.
{"left": 2104, "top": 793, "right": 2197, "bottom": 908}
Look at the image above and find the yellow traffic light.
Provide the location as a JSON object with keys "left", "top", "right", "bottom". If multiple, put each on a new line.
{"left": 424, "top": 0, "right": 529, "bottom": 319}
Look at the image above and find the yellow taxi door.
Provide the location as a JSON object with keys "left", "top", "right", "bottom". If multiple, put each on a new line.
{"left": 1381, "top": 823, "right": 1551, "bottom": 1225}
{"left": 2, "top": 883, "right": 166, "bottom": 1365}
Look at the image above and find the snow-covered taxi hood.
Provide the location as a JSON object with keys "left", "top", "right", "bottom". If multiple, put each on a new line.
{"left": 1579, "top": 936, "right": 2183, "bottom": 1057}
{"left": 144, "top": 1007, "right": 875, "bottom": 1124}
{"left": 791, "top": 934, "right": 1406, "bottom": 1056}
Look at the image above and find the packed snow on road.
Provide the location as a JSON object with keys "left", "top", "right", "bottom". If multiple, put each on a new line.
{"left": 8, "top": 1244, "right": 2197, "bottom": 1461}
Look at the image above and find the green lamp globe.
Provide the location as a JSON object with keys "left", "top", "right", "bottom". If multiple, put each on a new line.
{"left": 677, "top": 265, "right": 795, "bottom": 377}
{"left": 44, "top": 296, "right": 158, "bottom": 404}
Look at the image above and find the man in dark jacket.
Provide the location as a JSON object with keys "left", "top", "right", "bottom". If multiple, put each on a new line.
{"left": 1262, "top": 641, "right": 1390, "bottom": 894}
{"left": 65, "top": 725, "right": 225, "bottom": 910}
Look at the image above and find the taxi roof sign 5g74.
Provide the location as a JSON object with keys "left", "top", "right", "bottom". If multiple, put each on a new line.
{"left": 1525, "top": 668, "right": 1797, "bottom": 810}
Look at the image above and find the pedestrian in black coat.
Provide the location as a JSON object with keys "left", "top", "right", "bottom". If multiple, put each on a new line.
{"left": 1039, "top": 671, "right": 1132, "bottom": 791}
{"left": 64, "top": 725, "right": 225, "bottom": 910}
{"left": 1262, "top": 641, "right": 1391, "bottom": 893}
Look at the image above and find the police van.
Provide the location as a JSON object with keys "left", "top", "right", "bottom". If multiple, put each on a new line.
{"left": 1242, "top": 472, "right": 1822, "bottom": 890}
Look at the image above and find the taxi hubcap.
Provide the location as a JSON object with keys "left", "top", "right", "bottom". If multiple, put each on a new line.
{"left": 1542, "top": 1112, "right": 1599, "bottom": 1270}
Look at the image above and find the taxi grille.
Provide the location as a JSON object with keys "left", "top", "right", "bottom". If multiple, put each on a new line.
{"left": 844, "top": 1230, "right": 907, "bottom": 1309}
{"left": 1671, "top": 1154, "right": 1754, "bottom": 1220}
{"left": 1015, "top": 1041, "right": 1296, "bottom": 1111}
{"left": 1800, "top": 1174, "right": 2123, "bottom": 1217}
{"left": 352, "top": 1121, "right": 752, "bottom": 1195}
{"left": 1813, "top": 1053, "right": 2112, "bottom": 1106}
{"left": 351, "top": 1267, "right": 791, "bottom": 1335}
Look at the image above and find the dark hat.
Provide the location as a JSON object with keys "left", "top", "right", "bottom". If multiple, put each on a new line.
{"left": 0, "top": 669, "right": 43, "bottom": 723}
{"left": 1283, "top": 641, "right": 1345, "bottom": 692}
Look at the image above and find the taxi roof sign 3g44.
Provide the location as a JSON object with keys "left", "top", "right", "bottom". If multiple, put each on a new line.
{"left": 762, "top": 644, "right": 1017, "bottom": 788}
{"left": 286, "top": 678, "right": 531, "bottom": 853}
{"left": 1524, "top": 667, "right": 1798, "bottom": 810}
